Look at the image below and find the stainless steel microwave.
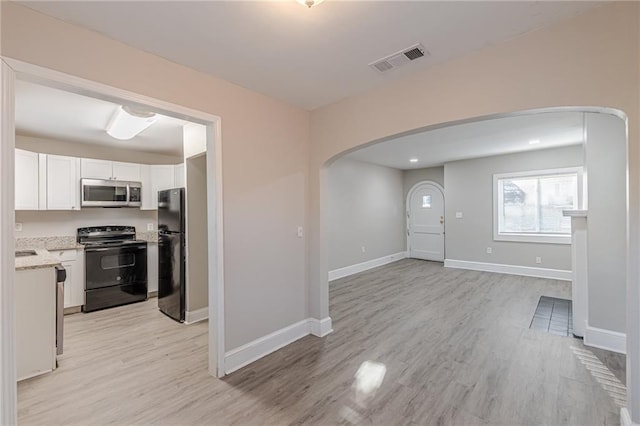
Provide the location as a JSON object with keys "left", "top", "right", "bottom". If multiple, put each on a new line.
{"left": 81, "top": 179, "right": 142, "bottom": 207}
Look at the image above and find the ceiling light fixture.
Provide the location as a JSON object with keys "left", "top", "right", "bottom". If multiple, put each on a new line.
{"left": 528, "top": 139, "right": 541, "bottom": 145}
{"left": 106, "top": 106, "right": 157, "bottom": 140}
{"left": 295, "top": 0, "right": 325, "bottom": 8}
{"left": 409, "top": 158, "right": 419, "bottom": 163}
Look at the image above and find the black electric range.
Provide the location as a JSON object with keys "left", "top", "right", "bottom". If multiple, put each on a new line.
{"left": 77, "top": 226, "right": 148, "bottom": 312}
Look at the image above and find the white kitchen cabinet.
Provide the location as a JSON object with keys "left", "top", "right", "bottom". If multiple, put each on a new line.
{"left": 15, "top": 267, "right": 57, "bottom": 381}
{"left": 80, "top": 158, "right": 113, "bottom": 180}
{"left": 112, "top": 161, "right": 141, "bottom": 181}
{"left": 147, "top": 242, "right": 158, "bottom": 294}
{"left": 51, "top": 249, "right": 84, "bottom": 309}
{"left": 15, "top": 149, "right": 41, "bottom": 210}
{"left": 141, "top": 165, "right": 176, "bottom": 210}
{"left": 175, "top": 163, "right": 186, "bottom": 188}
{"left": 81, "top": 158, "right": 141, "bottom": 181}
{"left": 47, "top": 154, "right": 80, "bottom": 210}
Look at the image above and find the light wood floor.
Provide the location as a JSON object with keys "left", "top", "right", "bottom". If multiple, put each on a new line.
{"left": 18, "top": 259, "right": 625, "bottom": 425}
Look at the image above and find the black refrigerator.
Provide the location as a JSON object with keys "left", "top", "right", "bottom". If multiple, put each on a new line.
{"left": 158, "top": 188, "right": 186, "bottom": 322}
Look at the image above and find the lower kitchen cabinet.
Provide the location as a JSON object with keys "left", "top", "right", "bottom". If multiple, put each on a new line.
{"left": 51, "top": 249, "right": 84, "bottom": 308}
{"left": 15, "top": 267, "right": 57, "bottom": 381}
{"left": 147, "top": 242, "right": 158, "bottom": 294}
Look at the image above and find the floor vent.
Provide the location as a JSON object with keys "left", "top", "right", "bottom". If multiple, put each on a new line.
{"left": 369, "top": 43, "right": 429, "bottom": 74}
{"left": 530, "top": 296, "right": 574, "bottom": 337}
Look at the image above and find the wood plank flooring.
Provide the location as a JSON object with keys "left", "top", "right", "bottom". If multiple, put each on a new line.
{"left": 18, "top": 259, "right": 625, "bottom": 425}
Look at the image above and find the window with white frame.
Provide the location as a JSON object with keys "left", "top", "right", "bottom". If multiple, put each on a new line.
{"left": 493, "top": 167, "right": 582, "bottom": 244}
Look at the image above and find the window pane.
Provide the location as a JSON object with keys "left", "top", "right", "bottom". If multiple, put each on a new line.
{"left": 422, "top": 195, "right": 431, "bottom": 208}
{"left": 501, "top": 178, "right": 538, "bottom": 233}
{"left": 499, "top": 173, "right": 577, "bottom": 235}
{"left": 538, "top": 175, "right": 576, "bottom": 234}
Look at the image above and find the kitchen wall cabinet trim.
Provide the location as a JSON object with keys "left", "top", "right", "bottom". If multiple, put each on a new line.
{"left": 38, "top": 153, "right": 47, "bottom": 210}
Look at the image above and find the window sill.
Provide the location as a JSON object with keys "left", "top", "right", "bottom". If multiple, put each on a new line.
{"left": 494, "top": 233, "right": 571, "bottom": 245}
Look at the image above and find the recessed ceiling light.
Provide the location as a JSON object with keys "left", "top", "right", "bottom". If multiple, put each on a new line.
{"left": 409, "top": 158, "right": 419, "bottom": 163}
{"left": 529, "top": 139, "right": 541, "bottom": 145}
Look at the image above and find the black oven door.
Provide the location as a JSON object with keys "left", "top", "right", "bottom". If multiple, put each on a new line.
{"left": 84, "top": 243, "right": 147, "bottom": 312}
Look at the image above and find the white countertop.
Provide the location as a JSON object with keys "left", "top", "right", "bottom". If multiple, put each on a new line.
{"left": 15, "top": 249, "right": 61, "bottom": 271}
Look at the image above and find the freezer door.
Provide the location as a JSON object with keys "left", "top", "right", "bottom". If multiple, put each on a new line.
{"left": 158, "top": 188, "right": 185, "bottom": 233}
{"left": 158, "top": 231, "right": 185, "bottom": 321}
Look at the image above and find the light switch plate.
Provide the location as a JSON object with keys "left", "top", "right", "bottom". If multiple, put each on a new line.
{"left": 15, "top": 222, "right": 22, "bottom": 232}
{"left": 297, "top": 226, "right": 303, "bottom": 238}
{"left": 147, "top": 223, "right": 154, "bottom": 231}
{"left": 455, "top": 212, "right": 463, "bottom": 219}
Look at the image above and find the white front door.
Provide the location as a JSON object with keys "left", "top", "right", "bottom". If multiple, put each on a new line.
{"left": 408, "top": 182, "right": 445, "bottom": 261}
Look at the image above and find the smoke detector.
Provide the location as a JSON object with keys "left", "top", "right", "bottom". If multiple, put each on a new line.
{"left": 369, "top": 43, "right": 429, "bottom": 74}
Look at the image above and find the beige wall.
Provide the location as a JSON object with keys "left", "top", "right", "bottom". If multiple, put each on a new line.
{"left": 16, "top": 134, "right": 183, "bottom": 165}
{"left": 1, "top": 2, "right": 310, "bottom": 351}
{"left": 309, "top": 2, "right": 640, "bottom": 328}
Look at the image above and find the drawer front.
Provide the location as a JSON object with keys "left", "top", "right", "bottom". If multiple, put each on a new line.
{"left": 51, "top": 249, "right": 78, "bottom": 262}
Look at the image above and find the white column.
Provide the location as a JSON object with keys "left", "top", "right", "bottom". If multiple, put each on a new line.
{"left": 563, "top": 210, "right": 588, "bottom": 337}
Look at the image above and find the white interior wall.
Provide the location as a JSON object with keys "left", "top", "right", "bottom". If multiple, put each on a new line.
{"left": 15, "top": 209, "right": 156, "bottom": 237}
{"left": 403, "top": 167, "right": 444, "bottom": 200}
{"left": 186, "top": 154, "right": 208, "bottom": 312}
{"left": 327, "top": 158, "right": 405, "bottom": 271}
{"left": 585, "top": 112, "right": 627, "bottom": 334}
{"left": 443, "top": 145, "right": 583, "bottom": 271}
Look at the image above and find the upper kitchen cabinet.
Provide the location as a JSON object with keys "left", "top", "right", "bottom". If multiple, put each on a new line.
{"left": 112, "top": 162, "right": 141, "bottom": 181}
{"left": 47, "top": 155, "right": 80, "bottom": 210}
{"left": 80, "top": 158, "right": 112, "bottom": 180}
{"left": 15, "top": 149, "right": 43, "bottom": 210}
{"left": 81, "top": 159, "right": 141, "bottom": 181}
{"left": 140, "top": 164, "right": 176, "bottom": 210}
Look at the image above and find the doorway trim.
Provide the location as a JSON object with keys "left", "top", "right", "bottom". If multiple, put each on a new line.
{"left": 0, "top": 57, "right": 225, "bottom": 424}
{"left": 406, "top": 180, "right": 445, "bottom": 260}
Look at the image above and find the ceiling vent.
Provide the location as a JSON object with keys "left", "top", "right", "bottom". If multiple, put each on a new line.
{"left": 369, "top": 43, "right": 429, "bottom": 74}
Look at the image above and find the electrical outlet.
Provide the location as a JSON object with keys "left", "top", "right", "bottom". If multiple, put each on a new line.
{"left": 361, "top": 246, "right": 366, "bottom": 253}
{"left": 147, "top": 223, "right": 154, "bottom": 231}
{"left": 455, "top": 212, "right": 463, "bottom": 219}
{"left": 15, "top": 222, "right": 22, "bottom": 232}
{"left": 536, "top": 257, "right": 542, "bottom": 264}
{"left": 486, "top": 247, "right": 492, "bottom": 254}
{"left": 297, "top": 226, "right": 303, "bottom": 238}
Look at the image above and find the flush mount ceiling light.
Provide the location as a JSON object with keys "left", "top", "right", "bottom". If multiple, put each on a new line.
{"left": 529, "top": 139, "right": 541, "bottom": 145}
{"left": 106, "top": 105, "right": 157, "bottom": 140}
{"left": 409, "top": 158, "right": 419, "bottom": 163}
{"left": 295, "top": 0, "right": 325, "bottom": 8}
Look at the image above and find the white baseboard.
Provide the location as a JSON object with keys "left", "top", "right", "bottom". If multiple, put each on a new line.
{"left": 329, "top": 251, "right": 407, "bottom": 281}
{"left": 309, "top": 317, "right": 333, "bottom": 337}
{"left": 444, "top": 259, "right": 572, "bottom": 281}
{"left": 184, "top": 307, "right": 208, "bottom": 325}
{"left": 225, "top": 317, "right": 334, "bottom": 374}
{"left": 621, "top": 408, "right": 632, "bottom": 426}
{"left": 584, "top": 325, "right": 627, "bottom": 354}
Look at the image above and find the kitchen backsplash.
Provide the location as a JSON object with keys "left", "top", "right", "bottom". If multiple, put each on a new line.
{"left": 15, "top": 209, "right": 157, "bottom": 238}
